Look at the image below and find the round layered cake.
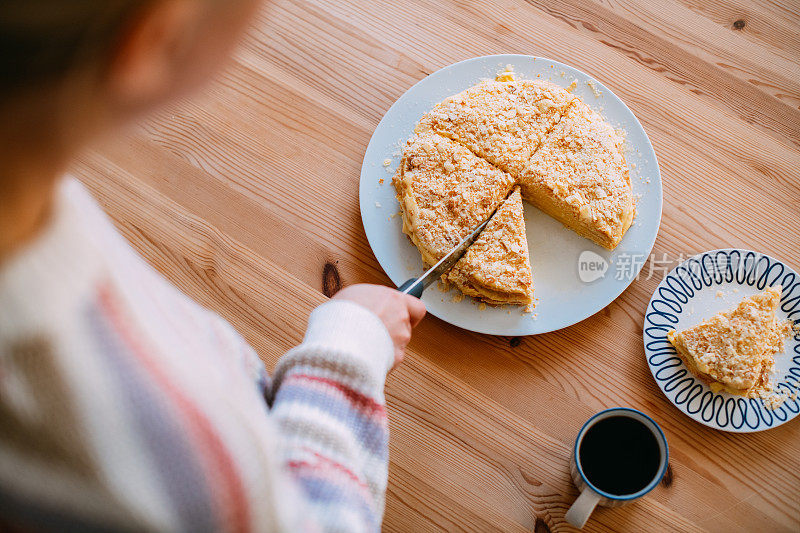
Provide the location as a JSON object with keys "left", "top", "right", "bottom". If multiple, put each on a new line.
{"left": 393, "top": 70, "right": 634, "bottom": 309}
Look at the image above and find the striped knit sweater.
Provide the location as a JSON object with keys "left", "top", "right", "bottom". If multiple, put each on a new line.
{"left": 0, "top": 179, "right": 395, "bottom": 532}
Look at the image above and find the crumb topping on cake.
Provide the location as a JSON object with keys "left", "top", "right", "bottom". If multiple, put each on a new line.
{"left": 393, "top": 132, "right": 516, "bottom": 266}
{"left": 523, "top": 100, "right": 633, "bottom": 249}
{"left": 415, "top": 79, "right": 576, "bottom": 176}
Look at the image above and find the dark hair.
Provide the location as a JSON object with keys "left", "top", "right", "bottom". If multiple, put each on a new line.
{"left": 0, "top": 1, "right": 148, "bottom": 95}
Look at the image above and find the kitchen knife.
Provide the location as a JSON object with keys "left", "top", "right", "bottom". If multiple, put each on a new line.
{"left": 397, "top": 208, "right": 497, "bottom": 298}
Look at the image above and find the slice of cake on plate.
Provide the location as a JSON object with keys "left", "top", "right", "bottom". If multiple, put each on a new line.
{"left": 393, "top": 131, "right": 516, "bottom": 267}
{"left": 445, "top": 187, "right": 534, "bottom": 307}
{"left": 521, "top": 99, "right": 634, "bottom": 250}
{"left": 415, "top": 78, "right": 576, "bottom": 176}
{"left": 667, "top": 286, "right": 797, "bottom": 398}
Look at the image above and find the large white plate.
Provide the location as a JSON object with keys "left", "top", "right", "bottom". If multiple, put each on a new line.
{"left": 360, "top": 55, "right": 662, "bottom": 335}
{"left": 644, "top": 249, "right": 800, "bottom": 432}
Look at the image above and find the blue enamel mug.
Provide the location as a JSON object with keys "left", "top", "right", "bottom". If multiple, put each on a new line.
{"left": 565, "top": 408, "right": 669, "bottom": 528}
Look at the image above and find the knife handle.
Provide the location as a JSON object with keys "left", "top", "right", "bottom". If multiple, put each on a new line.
{"left": 398, "top": 279, "right": 424, "bottom": 299}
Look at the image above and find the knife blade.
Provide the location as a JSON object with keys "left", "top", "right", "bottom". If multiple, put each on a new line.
{"left": 397, "top": 207, "right": 498, "bottom": 298}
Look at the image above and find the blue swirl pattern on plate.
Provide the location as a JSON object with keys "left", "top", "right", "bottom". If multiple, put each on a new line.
{"left": 643, "top": 249, "right": 800, "bottom": 432}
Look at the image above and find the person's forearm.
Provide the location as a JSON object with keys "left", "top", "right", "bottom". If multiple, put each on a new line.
{"left": 270, "top": 300, "right": 394, "bottom": 532}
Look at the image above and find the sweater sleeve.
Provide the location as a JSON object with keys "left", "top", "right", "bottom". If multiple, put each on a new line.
{"left": 270, "top": 300, "right": 394, "bottom": 533}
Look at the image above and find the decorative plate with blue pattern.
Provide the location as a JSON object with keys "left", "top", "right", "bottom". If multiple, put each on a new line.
{"left": 643, "top": 249, "right": 800, "bottom": 432}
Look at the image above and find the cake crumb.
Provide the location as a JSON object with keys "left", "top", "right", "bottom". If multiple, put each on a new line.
{"left": 495, "top": 65, "right": 516, "bottom": 82}
{"left": 378, "top": 178, "right": 384, "bottom": 184}
{"left": 382, "top": 158, "right": 392, "bottom": 167}
{"left": 587, "top": 80, "right": 602, "bottom": 97}
{"left": 566, "top": 80, "right": 577, "bottom": 92}
{"left": 716, "top": 290, "right": 724, "bottom": 298}
{"left": 478, "top": 302, "right": 487, "bottom": 311}
{"left": 763, "top": 388, "right": 788, "bottom": 410}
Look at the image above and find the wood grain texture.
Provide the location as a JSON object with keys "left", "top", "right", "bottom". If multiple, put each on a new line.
{"left": 72, "top": 1, "right": 800, "bottom": 531}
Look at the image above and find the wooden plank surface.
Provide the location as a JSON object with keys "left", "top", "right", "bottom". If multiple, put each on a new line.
{"left": 72, "top": 1, "right": 800, "bottom": 531}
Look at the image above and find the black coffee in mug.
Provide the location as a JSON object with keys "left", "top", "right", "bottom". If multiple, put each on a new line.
{"left": 578, "top": 415, "right": 661, "bottom": 496}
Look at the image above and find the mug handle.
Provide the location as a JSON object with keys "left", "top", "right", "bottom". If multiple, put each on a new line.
{"left": 565, "top": 488, "right": 602, "bottom": 528}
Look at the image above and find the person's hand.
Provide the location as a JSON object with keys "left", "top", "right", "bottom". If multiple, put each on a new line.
{"left": 333, "top": 284, "right": 426, "bottom": 368}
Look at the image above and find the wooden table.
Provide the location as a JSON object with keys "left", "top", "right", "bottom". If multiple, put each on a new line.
{"left": 74, "top": 1, "right": 800, "bottom": 531}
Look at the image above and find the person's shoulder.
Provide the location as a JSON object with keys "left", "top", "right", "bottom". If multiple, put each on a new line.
{"left": 60, "top": 177, "right": 123, "bottom": 246}
{"left": 0, "top": 178, "right": 108, "bottom": 340}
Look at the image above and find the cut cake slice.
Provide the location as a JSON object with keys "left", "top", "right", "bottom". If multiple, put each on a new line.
{"left": 393, "top": 131, "right": 516, "bottom": 266}
{"left": 521, "top": 99, "right": 634, "bottom": 250}
{"left": 445, "top": 187, "right": 534, "bottom": 307}
{"left": 667, "top": 286, "right": 796, "bottom": 397}
{"left": 415, "top": 79, "right": 576, "bottom": 177}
